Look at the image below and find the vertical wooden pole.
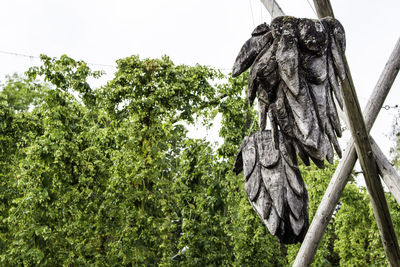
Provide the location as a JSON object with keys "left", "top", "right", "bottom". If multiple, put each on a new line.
{"left": 259, "top": 0, "right": 284, "bottom": 18}
{"left": 331, "top": 49, "right": 400, "bottom": 267}
{"left": 312, "top": 0, "right": 334, "bottom": 18}
{"left": 257, "top": 0, "right": 400, "bottom": 265}
{"left": 371, "top": 137, "right": 400, "bottom": 206}
{"left": 294, "top": 37, "right": 400, "bottom": 266}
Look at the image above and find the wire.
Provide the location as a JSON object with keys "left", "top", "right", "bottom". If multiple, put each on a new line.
{"left": 0, "top": 50, "right": 38, "bottom": 59}
{"left": 0, "top": 49, "right": 233, "bottom": 72}
{"left": 305, "top": 0, "right": 318, "bottom": 17}
{"left": 0, "top": 50, "right": 116, "bottom": 69}
{"left": 305, "top": 0, "right": 325, "bottom": 30}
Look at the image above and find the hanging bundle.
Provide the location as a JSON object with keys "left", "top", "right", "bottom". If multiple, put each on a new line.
{"left": 233, "top": 130, "right": 309, "bottom": 244}
{"left": 232, "top": 16, "right": 345, "bottom": 244}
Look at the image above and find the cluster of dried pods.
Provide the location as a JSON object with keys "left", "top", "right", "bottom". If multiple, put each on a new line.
{"left": 232, "top": 16, "right": 345, "bottom": 244}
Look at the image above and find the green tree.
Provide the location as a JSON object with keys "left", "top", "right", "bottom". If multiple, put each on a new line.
{"left": 1, "top": 54, "right": 229, "bottom": 266}
{"left": 2, "top": 53, "right": 400, "bottom": 266}
{"left": 0, "top": 73, "right": 47, "bottom": 257}
{"left": 95, "top": 55, "right": 223, "bottom": 265}
{"left": 0, "top": 73, "right": 44, "bottom": 112}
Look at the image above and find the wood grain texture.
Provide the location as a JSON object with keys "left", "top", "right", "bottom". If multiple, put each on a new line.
{"left": 234, "top": 131, "right": 309, "bottom": 244}
{"left": 294, "top": 36, "right": 400, "bottom": 267}
{"left": 258, "top": 1, "right": 400, "bottom": 265}
{"left": 293, "top": 1, "right": 400, "bottom": 266}
{"left": 371, "top": 137, "right": 400, "bottom": 206}
{"left": 341, "top": 54, "right": 400, "bottom": 267}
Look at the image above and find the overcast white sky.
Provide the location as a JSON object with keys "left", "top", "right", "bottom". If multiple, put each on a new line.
{"left": 0, "top": 0, "right": 399, "bottom": 160}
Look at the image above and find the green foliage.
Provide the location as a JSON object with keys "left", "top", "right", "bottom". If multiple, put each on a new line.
{"left": 0, "top": 73, "right": 43, "bottom": 112}
{"left": 334, "top": 185, "right": 384, "bottom": 265}
{"left": 0, "top": 54, "right": 226, "bottom": 266}
{"left": 215, "top": 72, "right": 287, "bottom": 266}
{"left": 223, "top": 169, "right": 287, "bottom": 266}
{"left": 171, "top": 140, "right": 231, "bottom": 266}
{"left": 1, "top": 54, "right": 399, "bottom": 266}
{"left": 0, "top": 74, "right": 47, "bottom": 257}
{"left": 286, "top": 162, "right": 341, "bottom": 266}
{"left": 333, "top": 183, "right": 400, "bottom": 266}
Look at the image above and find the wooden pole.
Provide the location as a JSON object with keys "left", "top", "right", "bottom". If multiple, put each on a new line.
{"left": 294, "top": 1, "right": 400, "bottom": 266}
{"left": 294, "top": 36, "right": 400, "bottom": 266}
{"left": 363, "top": 37, "right": 400, "bottom": 206}
{"left": 336, "top": 42, "right": 400, "bottom": 207}
{"left": 363, "top": 38, "right": 400, "bottom": 132}
{"left": 337, "top": 98, "right": 400, "bottom": 207}
{"left": 371, "top": 137, "right": 400, "bottom": 206}
{"left": 312, "top": 0, "right": 334, "bottom": 18}
{"left": 259, "top": 0, "right": 284, "bottom": 18}
{"left": 257, "top": 0, "right": 400, "bottom": 264}
{"left": 329, "top": 45, "right": 400, "bottom": 267}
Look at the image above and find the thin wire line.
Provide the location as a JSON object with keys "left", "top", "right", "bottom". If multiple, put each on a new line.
{"left": 0, "top": 49, "right": 233, "bottom": 71}
{"left": 248, "top": 0, "right": 255, "bottom": 27}
{"left": 305, "top": 0, "right": 318, "bottom": 17}
{"left": 86, "top": 62, "right": 116, "bottom": 68}
{"left": 0, "top": 50, "right": 116, "bottom": 68}
{"left": 0, "top": 50, "right": 39, "bottom": 59}
{"left": 305, "top": 0, "right": 325, "bottom": 30}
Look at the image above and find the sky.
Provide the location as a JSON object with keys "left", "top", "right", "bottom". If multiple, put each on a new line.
{"left": 0, "top": 0, "right": 399, "bottom": 161}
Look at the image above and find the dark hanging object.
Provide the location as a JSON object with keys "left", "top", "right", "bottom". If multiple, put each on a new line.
{"left": 233, "top": 131, "right": 309, "bottom": 244}
{"left": 232, "top": 16, "right": 345, "bottom": 244}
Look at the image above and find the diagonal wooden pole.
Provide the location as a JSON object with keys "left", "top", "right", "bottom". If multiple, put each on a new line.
{"left": 294, "top": 36, "right": 400, "bottom": 267}
{"left": 259, "top": 0, "right": 284, "bottom": 18}
{"left": 259, "top": 3, "right": 400, "bottom": 208}
{"left": 372, "top": 137, "right": 400, "bottom": 205}
{"left": 258, "top": 0, "right": 400, "bottom": 265}
{"left": 336, "top": 94, "right": 400, "bottom": 208}
{"left": 294, "top": 1, "right": 400, "bottom": 266}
